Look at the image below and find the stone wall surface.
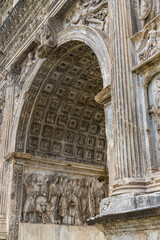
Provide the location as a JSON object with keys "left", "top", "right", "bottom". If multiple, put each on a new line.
{"left": 18, "top": 224, "right": 105, "bottom": 240}
{"left": 18, "top": 221, "right": 160, "bottom": 240}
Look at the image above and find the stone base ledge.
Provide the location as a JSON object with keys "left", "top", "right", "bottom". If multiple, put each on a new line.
{"left": 0, "top": 235, "right": 7, "bottom": 240}
{"left": 87, "top": 192, "right": 160, "bottom": 225}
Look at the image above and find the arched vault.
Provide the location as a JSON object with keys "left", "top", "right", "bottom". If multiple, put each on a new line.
{"left": 11, "top": 26, "right": 110, "bottom": 166}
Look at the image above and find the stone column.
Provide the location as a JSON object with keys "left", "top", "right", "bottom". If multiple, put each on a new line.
{"left": 110, "top": 0, "right": 145, "bottom": 195}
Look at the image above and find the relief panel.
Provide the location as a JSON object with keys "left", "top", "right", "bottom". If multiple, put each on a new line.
{"left": 64, "top": 0, "right": 109, "bottom": 34}
{"left": 22, "top": 172, "right": 106, "bottom": 225}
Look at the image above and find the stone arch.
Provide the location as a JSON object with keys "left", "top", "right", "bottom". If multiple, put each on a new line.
{"left": 57, "top": 26, "right": 111, "bottom": 87}
{"left": 11, "top": 26, "right": 110, "bottom": 167}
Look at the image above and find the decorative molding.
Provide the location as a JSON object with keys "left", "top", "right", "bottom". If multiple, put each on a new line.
{"left": 94, "top": 85, "right": 111, "bottom": 105}
{"left": 5, "top": 152, "right": 107, "bottom": 177}
{"left": 8, "top": 164, "right": 23, "bottom": 240}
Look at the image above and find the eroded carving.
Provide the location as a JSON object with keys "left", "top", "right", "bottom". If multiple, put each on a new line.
{"left": 19, "top": 51, "right": 36, "bottom": 89}
{"left": 22, "top": 173, "right": 106, "bottom": 225}
{"left": 23, "top": 174, "right": 37, "bottom": 223}
{"left": 65, "top": 0, "right": 109, "bottom": 33}
{"left": 35, "top": 20, "right": 57, "bottom": 59}
{"left": 138, "top": 0, "right": 151, "bottom": 24}
{"left": 138, "top": 22, "right": 160, "bottom": 61}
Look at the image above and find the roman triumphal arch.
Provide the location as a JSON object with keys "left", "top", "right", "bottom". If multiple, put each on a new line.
{"left": 2, "top": 0, "right": 160, "bottom": 239}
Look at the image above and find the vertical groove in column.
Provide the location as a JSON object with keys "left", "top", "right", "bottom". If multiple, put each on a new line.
{"left": 113, "top": 0, "right": 123, "bottom": 179}
{"left": 118, "top": 0, "right": 129, "bottom": 178}
{"left": 123, "top": 0, "right": 141, "bottom": 177}
{"left": 122, "top": 0, "right": 141, "bottom": 177}
{"left": 111, "top": 0, "right": 142, "bottom": 181}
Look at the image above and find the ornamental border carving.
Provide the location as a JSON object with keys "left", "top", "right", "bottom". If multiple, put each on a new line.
{"left": 8, "top": 164, "right": 23, "bottom": 240}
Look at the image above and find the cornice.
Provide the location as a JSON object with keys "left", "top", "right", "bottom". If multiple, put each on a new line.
{"left": 5, "top": 152, "right": 107, "bottom": 177}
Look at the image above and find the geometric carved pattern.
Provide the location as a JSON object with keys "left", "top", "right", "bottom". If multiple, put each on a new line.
{"left": 16, "top": 41, "right": 106, "bottom": 166}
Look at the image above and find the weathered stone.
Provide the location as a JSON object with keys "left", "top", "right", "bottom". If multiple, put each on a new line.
{"left": 1, "top": 0, "right": 160, "bottom": 239}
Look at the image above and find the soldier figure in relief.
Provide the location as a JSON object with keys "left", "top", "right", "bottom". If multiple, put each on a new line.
{"left": 46, "top": 175, "right": 60, "bottom": 223}
{"left": 80, "top": 179, "right": 90, "bottom": 224}
{"left": 35, "top": 175, "right": 49, "bottom": 222}
{"left": 22, "top": 173, "right": 105, "bottom": 225}
{"left": 59, "top": 176, "right": 68, "bottom": 224}
{"left": 23, "top": 174, "right": 37, "bottom": 223}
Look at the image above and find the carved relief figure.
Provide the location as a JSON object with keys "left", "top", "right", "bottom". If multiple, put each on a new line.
{"left": 22, "top": 173, "right": 106, "bottom": 225}
{"left": 66, "top": 0, "right": 108, "bottom": 33}
{"left": 80, "top": 179, "right": 90, "bottom": 223}
{"left": 68, "top": 188, "right": 79, "bottom": 225}
{"left": 19, "top": 51, "right": 35, "bottom": 89}
{"left": 138, "top": 22, "right": 160, "bottom": 61}
{"left": 59, "top": 176, "right": 68, "bottom": 224}
{"left": 35, "top": 175, "right": 49, "bottom": 221}
{"left": 139, "top": 0, "right": 151, "bottom": 24}
{"left": 23, "top": 174, "right": 37, "bottom": 223}
{"left": 46, "top": 175, "right": 60, "bottom": 223}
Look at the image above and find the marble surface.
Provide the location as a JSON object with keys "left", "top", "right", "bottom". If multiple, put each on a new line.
{"left": 18, "top": 224, "right": 105, "bottom": 240}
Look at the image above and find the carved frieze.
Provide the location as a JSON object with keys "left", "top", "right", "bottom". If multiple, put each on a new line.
{"left": 22, "top": 173, "right": 106, "bottom": 225}
{"left": 64, "top": 0, "right": 109, "bottom": 34}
